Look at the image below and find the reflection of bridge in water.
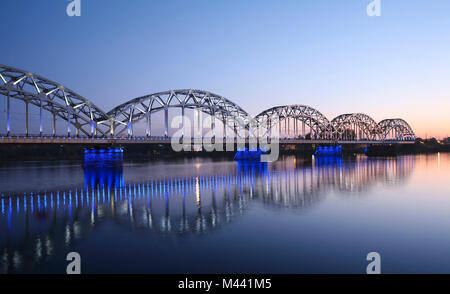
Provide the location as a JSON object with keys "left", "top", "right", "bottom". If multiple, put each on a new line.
{"left": 0, "top": 155, "right": 414, "bottom": 273}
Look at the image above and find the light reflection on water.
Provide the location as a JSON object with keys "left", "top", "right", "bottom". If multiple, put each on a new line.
{"left": 0, "top": 153, "right": 431, "bottom": 274}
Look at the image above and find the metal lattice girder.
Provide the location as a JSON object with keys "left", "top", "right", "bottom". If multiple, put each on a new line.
{"left": 254, "top": 105, "right": 333, "bottom": 138}
{"left": 331, "top": 113, "right": 379, "bottom": 140}
{"left": 0, "top": 64, "right": 110, "bottom": 136}
{"left": 377, "top": 119, "right": 415, "bottom": 141}
{"left": 0, "top": 64, "right": 417, "bottom": 141}
{"left": 107, "top": 89, "right": 250, "bottom": 136}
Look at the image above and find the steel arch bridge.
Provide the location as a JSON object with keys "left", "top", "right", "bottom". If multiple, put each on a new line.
{"left": 0, "top": 65, "right": 415, "bottom": 144}
{"left": 377, "top": 119, "right": 415, "bottom": 141}
{"left": 107, "top": 89, "right": 250, "bottom": 138}
{"left": 0, "top": 65, "right": 111, "bottom": 137}
{"left": 331, "top": 113, "right": 380, "bottom": 141}
{"left": 254, "top": 105, "right": 333, "bottom": 139}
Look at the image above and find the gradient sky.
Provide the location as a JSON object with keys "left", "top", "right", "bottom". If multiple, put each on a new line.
{"left": 1, "top": 0, "right": 450, "bottom": 138}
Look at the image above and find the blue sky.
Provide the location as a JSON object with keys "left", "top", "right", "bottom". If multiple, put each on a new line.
{"left": 1, "top": 0, "right": 450, "bottom": 137}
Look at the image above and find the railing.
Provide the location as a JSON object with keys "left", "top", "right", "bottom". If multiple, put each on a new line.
{"left": 0, "top": 134, "right": 415, "bottom": 145}
{"left": 0, "top": 134, "right": 171, "bottom": 142}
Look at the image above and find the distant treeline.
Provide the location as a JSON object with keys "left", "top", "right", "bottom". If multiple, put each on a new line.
{"left": 409, "top": 137, "right": 450, "bottom": 153}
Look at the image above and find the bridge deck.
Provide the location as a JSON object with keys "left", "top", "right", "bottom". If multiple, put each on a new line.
{"left": 0, "top": 136, "right": 414, "bottom": 145}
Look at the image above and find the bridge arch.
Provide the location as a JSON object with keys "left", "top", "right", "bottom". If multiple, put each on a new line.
{"left": 377, "top": 119, "right": 415, "bottom": 141}
{"left": 107, "top": 89, "right": 250, "bottom": 137}
{"left": 0, "top": 64, "right": 417, "bottom": 143}
{"left": 254, "top": 105, "right": 333, "bottom": 139}
{"left": 331, "top": 113, "right": 379, "bottom": 140}
{"left": 0, "top": 64, "right": 110, "bottom": 137}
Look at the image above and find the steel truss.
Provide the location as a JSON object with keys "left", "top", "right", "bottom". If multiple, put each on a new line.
{"left": 107, "top": 89, "right": 250, "bottom": 137}
{"left": 0, "top": 65, "right": 416, "bottom": 142}
{"left": 254, "top": 105, "right": 333, "bottom": 139}
{"left": 255, "top": 105, "right": 415, "bottom": 141}
{"left": 0, "top": 64, "right": 110, "bottom": 137}
{"left": 377, "top": 119, "right": 415, "bottom": 141}
{"left": 331, "top": 113, "right": 379, "bottom": 140}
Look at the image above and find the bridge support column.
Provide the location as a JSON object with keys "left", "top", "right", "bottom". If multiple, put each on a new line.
{"left": 294, "top": 118, "right": 297, "bottom": 138}
{"left": 211, "top": 113, "right": 216, "bottom": 139}
{"left": 90, "top": 121, "right": 96, "bottom": 138}
{"left": 109, "top": 119, "right": 114, "bottom": 137}
{"left": 287, "top": 117, "right": 290, "bottom": 139}
{"left": 52, "top": 113, "right": 56, "bottom": 137}
{"left": 164, "top": 107, "right": 168, "bottom": 137}
{"left": 25, "top": 101, "right": 29, "bottom": 137}
{"left": 302, "top": 120, "right": 305, "bottom": 139}
{"left": 128, "top": 121, "right": 133, "bottom": 137}
{"left": 39, "top": 101, "right": 43, "bottom": 137}
{"left": 6, "top": 91, "right": 10, "bottom": 136}
{"left": 75, "top": 119, "right": 79, "bottom": 137}
{"left": 67, "top": 115, "right": 71, "bottom": 137}
{"left": 146, "top": 112, "right": 151, "bottom": 137}
{"left": 279, "top": 119, "right": 282, "bottom": 139}
{"left": 196, "top": 108, "right": 202, "bottom": 138}
{"left": 222, "top": 116, "right": 226, "bottom": 141}
{"left": 181, "top": 107, "right": 185, "bottom": 138}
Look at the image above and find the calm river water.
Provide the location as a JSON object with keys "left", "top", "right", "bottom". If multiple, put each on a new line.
{"left": 1, "top": 153, "right": 449, "bottom": 274}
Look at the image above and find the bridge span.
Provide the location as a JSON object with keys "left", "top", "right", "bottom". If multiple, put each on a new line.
{"left": 0, "top": 135, "right": 414, "bottom": 145}
{"left": 0, "top": 64, "right": 415, "bottom": 145}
